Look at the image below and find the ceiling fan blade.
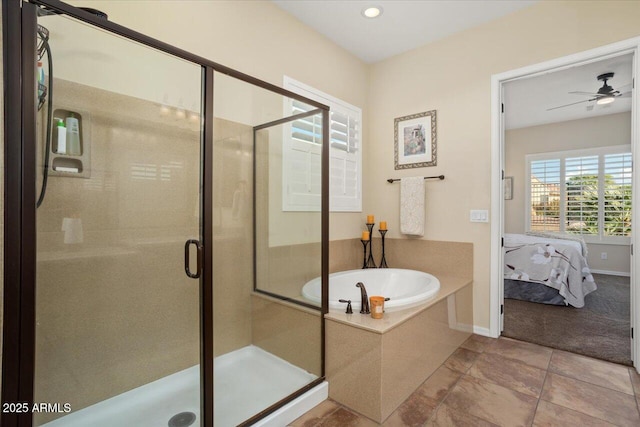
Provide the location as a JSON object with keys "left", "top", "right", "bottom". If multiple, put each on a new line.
{"left": 616, "top": 83, "right": 633, "bottom": 92}
{"left": 546, "top": 98, "right": 594, "bottom": 111}
{"left": 568, "top": 91, "right": 601, "bottom": 96}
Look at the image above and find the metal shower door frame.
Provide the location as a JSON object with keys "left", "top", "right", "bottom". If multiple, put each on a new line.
{"left": 1, "top": 0, "right": 330, "bottom": 426}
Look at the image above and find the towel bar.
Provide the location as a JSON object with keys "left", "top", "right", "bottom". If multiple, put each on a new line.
{"left": 386, "top": 175, "right": 444, "bottom": 183}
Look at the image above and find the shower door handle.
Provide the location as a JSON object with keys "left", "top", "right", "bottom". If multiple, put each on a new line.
{"left": 184, "top": 239, "right": 203, "bottom": 279}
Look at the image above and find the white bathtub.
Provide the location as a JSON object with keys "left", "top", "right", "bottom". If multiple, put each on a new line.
{"left": 302, "top": 268, "right": 440, "bottom": 312}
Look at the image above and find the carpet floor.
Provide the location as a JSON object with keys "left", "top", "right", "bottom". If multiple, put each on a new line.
{"left": 502, "top": 273, "right": 631, "bottom": 365}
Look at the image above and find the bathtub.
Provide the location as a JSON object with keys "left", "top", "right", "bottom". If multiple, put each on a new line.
{"left": 302, "top": 268, "right": 440, "bottom": 312}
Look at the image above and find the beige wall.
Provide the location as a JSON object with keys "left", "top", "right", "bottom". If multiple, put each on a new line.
{"left": 70, "top": 0, "right": 368, "bottom": 241}
{"left": 505, "top": 113, "right": 631, "bottom": 274}
{"left": 367, "top": 1, "right": 640, "bottom": 329}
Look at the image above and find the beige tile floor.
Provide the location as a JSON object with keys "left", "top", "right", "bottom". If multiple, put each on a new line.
{"left": 290, "top": 335, "right": 640, "bottom": 426}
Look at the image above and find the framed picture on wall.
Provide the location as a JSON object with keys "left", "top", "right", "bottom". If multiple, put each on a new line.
{"left": 504, "top": 176, "right": 513, "bottom": 200}
{"left": 394, "top": 110, "right": 437, "bottom": 169}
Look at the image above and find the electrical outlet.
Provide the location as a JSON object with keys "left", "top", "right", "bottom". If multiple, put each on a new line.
{"left": 601, "top": 252, "right": 608, "bottom": 260}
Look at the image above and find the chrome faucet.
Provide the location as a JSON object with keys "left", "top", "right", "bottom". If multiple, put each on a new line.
{"left": 356, "top": 282, "right": 370, "bottom": 314}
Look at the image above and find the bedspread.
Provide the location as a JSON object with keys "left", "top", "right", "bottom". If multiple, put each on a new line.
{"left": 504, "top": 242, "right": 597, "bottom": 308}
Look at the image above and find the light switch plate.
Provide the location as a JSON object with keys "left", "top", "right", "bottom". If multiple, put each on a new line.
{"left": 470, "top": 210, "right": 489, "bottom": 223}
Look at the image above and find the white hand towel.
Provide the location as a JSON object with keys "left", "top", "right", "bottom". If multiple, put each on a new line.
{"left": 400, "top": 176, "right": 425, "bottom": 236}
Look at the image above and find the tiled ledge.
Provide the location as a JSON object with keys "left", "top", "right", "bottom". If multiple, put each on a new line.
{"left": 325, "top": 274, "right": 472, "bottom": 334}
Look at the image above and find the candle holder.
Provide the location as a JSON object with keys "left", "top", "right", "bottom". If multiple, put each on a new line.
{"left": 379, "top": 229, "right": 389, "bottom": 268}
{"left": 365, "top": 223, "right": 377, "bottom": 268}
{"left": 361, "top": 239, "right": 369, "bottom": 269}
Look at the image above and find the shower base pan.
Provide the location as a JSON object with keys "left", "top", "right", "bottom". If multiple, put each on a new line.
{"left": 41, "top": 345, "right": 326, "bottom": 427}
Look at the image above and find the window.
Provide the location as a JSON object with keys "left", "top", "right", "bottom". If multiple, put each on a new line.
{"left": 283, "top": 77, "right": 362, "bottom": 212}
{"left": 526, "top": 145, "right": 632, "bottom": 243}
{"left": 603, "top": 152, "right": 633, "bottom": 237}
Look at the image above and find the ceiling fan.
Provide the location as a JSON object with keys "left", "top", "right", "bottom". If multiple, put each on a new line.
{"left": 547, "top": 72, "right": 631, "bottom": 111}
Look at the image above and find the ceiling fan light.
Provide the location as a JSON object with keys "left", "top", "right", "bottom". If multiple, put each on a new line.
{"left": 596, "top": 95, "right": 615, "bottom": 105}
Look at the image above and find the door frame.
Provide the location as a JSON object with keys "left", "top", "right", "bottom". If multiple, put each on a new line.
{"left": 490, "top": 37, "right": 640, "bottom": 370}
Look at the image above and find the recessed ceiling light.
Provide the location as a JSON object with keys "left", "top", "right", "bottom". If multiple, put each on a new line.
{"left": 361, "top": 6, "right": 383, "bottom": 19}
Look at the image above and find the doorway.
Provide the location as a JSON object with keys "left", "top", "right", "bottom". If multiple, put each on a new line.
{"left": 490, "top": 38, "right": 640, "bottom": 369}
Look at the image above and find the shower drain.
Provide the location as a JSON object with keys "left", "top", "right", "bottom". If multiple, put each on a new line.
{"left": 168, "top": 411, "right": 196, "bottom": 427}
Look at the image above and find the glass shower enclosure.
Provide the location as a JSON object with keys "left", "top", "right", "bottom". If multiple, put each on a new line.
{"left": 1, "top": 1, "right": 328, "bottom": 426}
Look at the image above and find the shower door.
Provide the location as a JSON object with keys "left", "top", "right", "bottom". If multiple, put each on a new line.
{"left": 30, "top": 5, "right": 207, "bottom": 427}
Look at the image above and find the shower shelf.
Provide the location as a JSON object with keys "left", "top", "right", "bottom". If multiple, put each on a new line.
{"left": 49, "top": 106, "right": 91, "bottom": 178}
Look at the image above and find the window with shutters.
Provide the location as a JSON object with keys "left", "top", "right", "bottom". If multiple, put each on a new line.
{"left": 283, "top": 76, "right": 362, "bottom": 212}
{"left": 526, "top": 145, "right": 632, "bottom": 243}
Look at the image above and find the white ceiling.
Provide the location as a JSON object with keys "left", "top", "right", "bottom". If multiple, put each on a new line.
{"left": 272, "top": 0, "right": 632, "bottom": 129}
{"left": 504, "top": 54, "right": 633, "bottom": 130}
{"left": 272, "top": 0, "right": 537, "bottom": 63}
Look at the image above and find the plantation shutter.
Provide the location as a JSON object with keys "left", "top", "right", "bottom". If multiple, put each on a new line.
{"left": 603, "top": 152, "right": 632, "bottom": 237}
{"left": 329, "top": 106, "right": 360, "bottom": 211}
{"left": 283, "top": 77, "right": 362, "bottom": 212}
{"left": 526, "top": 145, "right": 631, "bottom": 243}
{"left": 564, "top": 155, "right": 599, "bottom": 235}
{"left": 529, "top": 159, "right": 561, "bottom": 231}
{"left": 284, "top": 100, "right": 323, "bottom": 210}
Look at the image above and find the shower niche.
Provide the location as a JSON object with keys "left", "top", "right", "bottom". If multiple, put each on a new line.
{"left": 49, "top": 106, "right": 91, "bottom": 178}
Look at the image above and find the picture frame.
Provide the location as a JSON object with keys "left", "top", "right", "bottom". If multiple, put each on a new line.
{"left": 394, "top": 110, "right": 437, "bottom": 169}
{"left": 504, "top": 176, "right": 513, "bottom": 200}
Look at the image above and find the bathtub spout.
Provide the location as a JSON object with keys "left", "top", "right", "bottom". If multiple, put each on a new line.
{"left": 356, "top": 282, "right": 370, "bottom": 314}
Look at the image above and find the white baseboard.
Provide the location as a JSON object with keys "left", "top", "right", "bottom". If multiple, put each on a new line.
{"left": 453, "top": 323, "right": 475, "bottom": 333}
{"left": 590, "top": 269, "right": 631, "bottom": 277}
{"left": 473, "top": 326, "right": 496, "bottom": 338}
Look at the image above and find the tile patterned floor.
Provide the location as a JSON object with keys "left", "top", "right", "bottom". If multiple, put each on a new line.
{"left": 289, "top": 336, "right": 640, "bottom": 426}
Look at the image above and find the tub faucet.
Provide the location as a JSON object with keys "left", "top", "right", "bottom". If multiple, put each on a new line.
{"left": 356, "top": 282, "right": 370, "bottom": 314}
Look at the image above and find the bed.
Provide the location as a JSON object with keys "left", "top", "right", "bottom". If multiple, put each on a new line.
{"left": 503, "top": 233, "right": 597, "bottom": 308}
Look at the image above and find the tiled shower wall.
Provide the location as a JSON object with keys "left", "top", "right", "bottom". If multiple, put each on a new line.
{"left": 33, "top": 78, "right": 256, "bottom": 423}
{"left": 11, "top": 74, "right": 322, "bottom": 423}
{"left": 33, "top": 79, "right": 202, "bottom": 423}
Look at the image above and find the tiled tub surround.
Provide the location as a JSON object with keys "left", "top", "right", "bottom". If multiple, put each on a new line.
{"left": 293, "top": 335, "right": 640, "bottom": 426}
{"left": 257, "top": 242, "right": 322, "bottom": 304}
{"left": 325, "top": 238, "right": 473, "bottom": 423}
{"left": 326, "top": 281, "right": 473, "bottom": 423}
{"left": 329, "top": 238, "right": 473, "bottom": 278}
{"left": 256, "top": 237, "right": 473, "bottom": 306}
{"left": 251, "top": 293, "right": 322, "bottom": 377}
